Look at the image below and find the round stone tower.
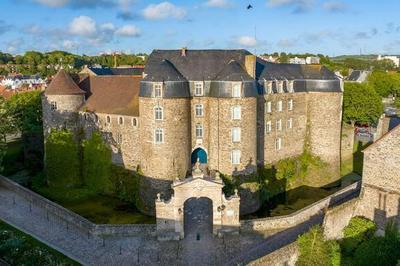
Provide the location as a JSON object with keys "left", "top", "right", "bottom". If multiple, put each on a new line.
{"left": 139, "top": 59, "right": 191, "bottom": 214}
{"left": 42, "top": 69, "right": 86, "bottom": 136}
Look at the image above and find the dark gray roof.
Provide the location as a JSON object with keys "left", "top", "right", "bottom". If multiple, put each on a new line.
{"left": 214, "top": 60, "right": 253, "bottom": 81}
{"left": 143, "top": 59, "right": 186, "bottom": 82}
{"left": 259, "top": 62, "right": 337, "bottom": 80}
{"left": 145, "top": 49, "right": 251, "bottom": 80}
{"left": 88, "top": 67, "right": 144, "bottom": 76}
{"left": 347, "top": 70, "right": 362, "bottom": 81}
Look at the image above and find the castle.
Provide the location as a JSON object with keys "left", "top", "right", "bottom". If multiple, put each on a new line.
{"left": 42, "top": 49, "right": 343, "bottom": 214}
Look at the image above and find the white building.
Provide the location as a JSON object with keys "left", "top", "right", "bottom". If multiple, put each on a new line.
{"left": 0, "top": 75, "right": 45, "bottom": 90}
{"left": 289, "top": 56, "right": 320, "bottom": 65}
{"left": 289, "top": 57, "right": 306, "bottom": 64}
{"left": 377, "top": 55, "right": 400, "bottom": 67}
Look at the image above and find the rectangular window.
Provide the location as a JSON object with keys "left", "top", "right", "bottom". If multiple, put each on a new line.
{"left": 287, "top": 118, "right": 293, "bottom": 129}
{"left": 232, "top": 127, "right": 241, "bottom": 142}
{"left": 154, "top": 106, "right": 163, "bottom": 120}
{"left": 154, "top": 83, "right": 162, "bottom": 98}
{"left": 195, "top": 104, "right": 203, "bottom": 117}
{"left": 288, "top": 99, "right": 293, "bottom": 111}
{"left": 276, "top": 119, "right": 282, "bottom": 131}
{"left": 265, "top": 81, "right": 273, "bottom": 94}
{"left": 278, "top": 81, "right": 283, "bottom": 93}
{"left": 266, "top": 121, "right": 272, "bottom": 133}
{"left": 232, "top": 83, "right": 241, "bottom": 98}
{"left": 117, "top": 133, "right": 123, "bottom": 144}
{"left": 288, "top": 81, "right": 294, "bottom": 93}
{"left": 196, "top": 124, "right": 203, "bottom": 138}
{"left": 231, "top": 150, "right": 241, "bottom": 165}
{"left": 50, "top": 101, "right": 57, "bottom": 111}
{"left": 232, "top": 106, "right": 241, "bottom": 120}
{"left": 194, "top": 82, "right": 204, "bottom": 96}
{"left": 275, "top": 138, "right": 282, "bottom": 150}
{"left": 266, "top": 101, "right": 272, "bottom": 113}
{"left": 277, "top": 100, "right": 283, "bottom": 112}
{"left": 155, "top": 128, "right": 164, "bottom": 144}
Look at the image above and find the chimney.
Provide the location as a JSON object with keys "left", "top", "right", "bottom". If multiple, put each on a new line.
{"left": 181, "top": 47, "right": 187, "bottom": 57}
{"left": 245, "top": 54, "right": 256, "bottom": 78}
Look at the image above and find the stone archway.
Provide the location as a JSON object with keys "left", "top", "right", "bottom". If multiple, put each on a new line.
{"left": 191, "top": 148, "right": 207, "bottom": 164}
{"left": 155, "top": 163, "right": 240, "bottom": 241}
{"left": 184, "top": 197, "right": 213, "bottom": 239}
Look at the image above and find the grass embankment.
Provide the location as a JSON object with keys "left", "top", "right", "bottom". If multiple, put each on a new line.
{"left": 0, "top": 220, "right": 79, "bottom": 265}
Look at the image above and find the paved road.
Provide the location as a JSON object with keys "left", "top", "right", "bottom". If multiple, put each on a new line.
{"left": 0, "top": 184, "right": 326, "bottom": 265}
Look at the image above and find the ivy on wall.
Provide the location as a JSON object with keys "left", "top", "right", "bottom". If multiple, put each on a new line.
{"left": 82, "top": 132, "right": 113, "bottom": 194}
{"left": 45, "top": 130, "right": 81, "bottom": 188}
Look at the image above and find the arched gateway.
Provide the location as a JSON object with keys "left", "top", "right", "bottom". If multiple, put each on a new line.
{"left": 155, "top": 161, "right": 240, "bottom": 241}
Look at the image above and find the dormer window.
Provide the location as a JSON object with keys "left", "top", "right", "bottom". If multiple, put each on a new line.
{"left": 265, "top": 81, "right": 273, "bottom": 94}
{"left": 288, "top": 81, "right": 294, "bottom": 93}
{"left": 153, "top": 83, "right": 163, "bottom": 98}
{"left": 194, "top": 82, "right": 204, "bottom": 96}
{"left": 232, "top": 82, "right": 241, "bottom": 98}
{"left": 277, "top": 81, "right": 284, "bottom": 93}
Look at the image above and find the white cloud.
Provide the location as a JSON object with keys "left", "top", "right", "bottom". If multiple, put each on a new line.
{"left": 323, "top": 1, "right": 347, "bottom": 13}
{"left": 69, "top": 16, "right": 97, "bottom": 37}
{"left": 236, "top": 36, "right": 258, "bottom": 47}
{"left": 100, "top": 22, "right": 116, "bottom": 32}
{"left": 266, "top": 0, "right": 314, "bottom": 13}
{"left": 63, "top": 40, "right": 78, "bottom": 50}
{"left": 34, "top": 0, "right": 69, "bottom": 7}
{"left": 115, "top": 25, "right": 141, "bottom": 37}
{"left": 142, "top": 2, "right": 187, "bottom": 20}
{"left": 205, "top": 0, "right": 231, "bottom": 8}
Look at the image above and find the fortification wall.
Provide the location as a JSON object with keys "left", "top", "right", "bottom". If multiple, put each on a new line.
{"left": 248, "top": 242, "right": 298, "bottom": 266}
{"left": 307, "top": 92, "right": 342, "bottom": 179}
{"left": 261, "top": 92, "right": 308, "bottom": 165}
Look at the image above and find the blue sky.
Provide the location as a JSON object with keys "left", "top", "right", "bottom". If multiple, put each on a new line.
{"left": 0, "top": 0, "right": 399, "bottom": 56}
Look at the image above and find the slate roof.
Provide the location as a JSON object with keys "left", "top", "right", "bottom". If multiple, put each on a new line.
{"left": 88, "top": 66, "right": 144, "bottom": 76}
{"left": 259, "top": 62, "right": 338, "bottom": 80}
{"left": 214, "top": 60, "right": 253, "bottom": 81}
{"left": 46, "top": 69, "right": 86, "bottom": 95}
{"left": 145, "top": 49, "right": 251, "bottom": 80}
{"left": 78, "top": 76, "right": 140, "bottom": 116}
{"left": 347, "top": 70, "right": 362, "bottom": 81}
{"left": 143, "top": 59, "right": 186, "bottom": 82}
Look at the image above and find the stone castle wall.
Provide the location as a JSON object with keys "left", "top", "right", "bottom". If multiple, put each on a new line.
{"left": 307, "top": 92, "right": 342, "bottom": 178}
{"left": 259, "top": 92, "right": 308, "bottom": 165}
{"left": 42, "top": 94, "right": 85, "bottom": 137}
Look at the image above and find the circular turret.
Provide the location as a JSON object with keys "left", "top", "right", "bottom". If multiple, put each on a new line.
{"left": 138, "top": 59, "right": 191, "bottom": 214}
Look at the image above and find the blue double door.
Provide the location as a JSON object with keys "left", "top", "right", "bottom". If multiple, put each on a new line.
{"left": 191, "top": 148, "right": 207, "bottom": 164}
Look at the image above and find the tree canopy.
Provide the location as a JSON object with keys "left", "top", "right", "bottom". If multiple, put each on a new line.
{"left": 343, "top": 82, "right": 383, "bottom": 126}
{"left": 368, "top": 71, "right": 400, "bottom": 97}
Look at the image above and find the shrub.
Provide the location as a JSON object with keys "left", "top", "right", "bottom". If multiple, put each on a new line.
{"left": 297, "top": 225, "right": 341, "bottom": 266}
{"left": 45, "top": 129, "right": 81, "bottom": 188}
{"left": 82, "top": 132, "right": 112, "bottom": 194}
{"left": 341, "top": 216, "right": 377, "bottom": 254}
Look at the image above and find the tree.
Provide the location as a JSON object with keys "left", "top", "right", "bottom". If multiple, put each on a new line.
{"left": 0, "top": 96, "right": 12, "bottom": 173}
{"left": 341, "top": 216, "right": 377, "bottom": 254}
{"left": 297, "top": 225, "right": 341, "bottom": 266}
{"left": 343, "top": 82, "right": 383, "bottom": 126}
{"left": 82, "top": 132, "right": 112, "bottom": 194}
{"left": 368, "top": 71, "right": 400, "bottom": 97}
{"left": 45, "top": 130, "right": 81, "bottom": 188}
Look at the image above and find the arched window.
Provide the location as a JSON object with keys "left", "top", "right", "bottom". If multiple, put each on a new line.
{"left": 154, "top": 106, "right": 163, "bottom": 120}
{"left": 132, "top": 118, "right": 137, "bottom": 127}
{"left": 106, "top": 115, "right": 111, "bottom": 124}
{"left": 118, "top": 116, "right": 124, "bottom": 125}
{"left": 155, "top": 128, "right": 164, "bottom": 144}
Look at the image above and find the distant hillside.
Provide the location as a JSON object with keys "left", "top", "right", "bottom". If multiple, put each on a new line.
{"left": 331, "top": 55, "right": 378, "bottom": 61}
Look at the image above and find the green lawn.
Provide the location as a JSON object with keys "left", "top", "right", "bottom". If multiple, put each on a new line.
{"left": 0, "top": 220, "right": 79, "bottom": 265}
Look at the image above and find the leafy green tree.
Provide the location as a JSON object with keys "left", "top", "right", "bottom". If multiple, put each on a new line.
{"left": 0, "top": 96, "right": 12, "bottom": 172}
{"left": 368, "top": 71, "right": 400, "bottom": 97}
{"left": 82, "top": 132, "right": 112, "bottom": 194}
{"left": 45, "top": 130, "right": 81, "bottom": 188}
{"left": 341, "top": 216, "right": 377, "bottom": 254}
{"left": 297, "top": 225, "right": 341, "bottom": 266}
{"left": 110, "top": 164, "right": 140, "bottom": 204}
{"left": 343, "top": 82, "right": 383, "bottom": 126}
